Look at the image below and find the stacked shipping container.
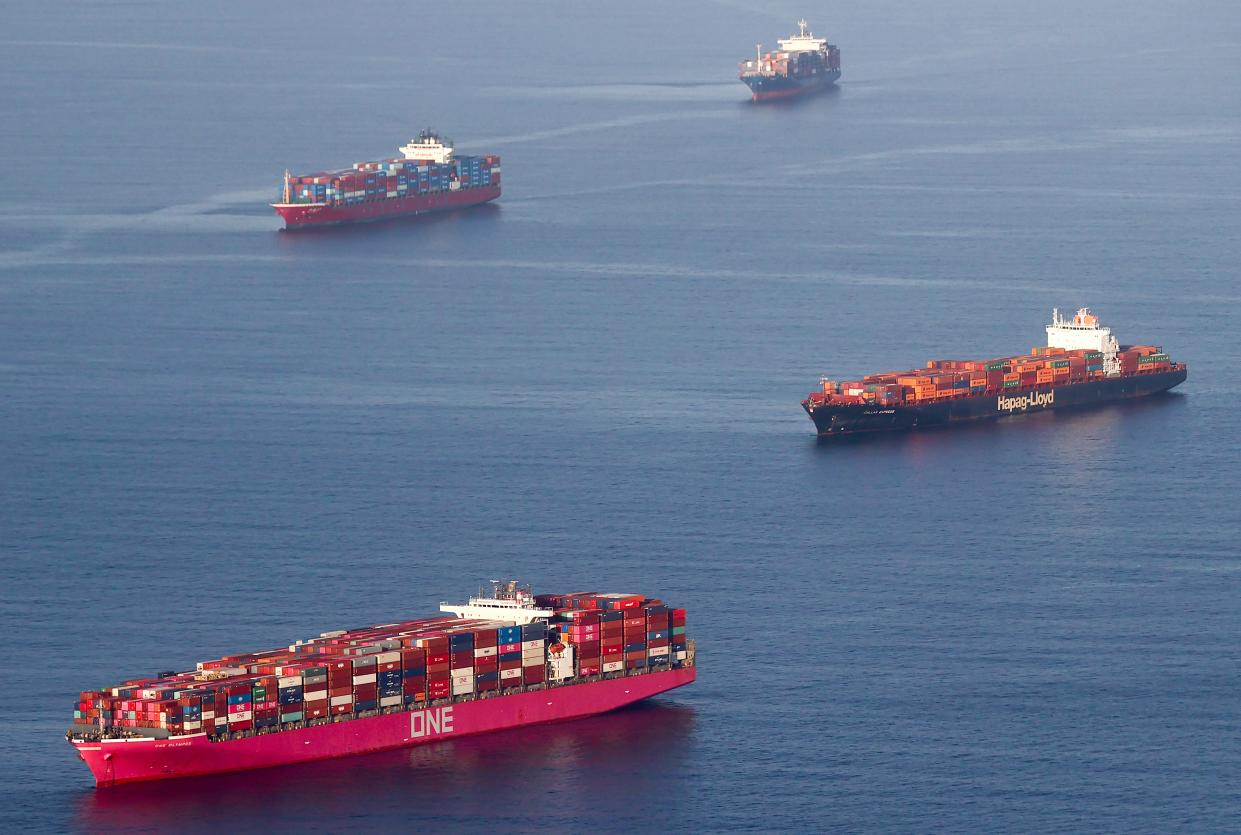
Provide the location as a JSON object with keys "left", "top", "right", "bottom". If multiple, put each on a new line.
{"left": 71, "top": 591, "right": 688, "bottom": 740}
{"left": 283, "top": 153, "right": 500, "bottom": 206}
{"left": 808, "top": 343, "right": 1177, "bottom": 409}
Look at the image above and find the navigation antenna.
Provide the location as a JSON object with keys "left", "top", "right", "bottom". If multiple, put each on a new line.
{"left": 798, "top": 18, "right": 810, "bottom": 37}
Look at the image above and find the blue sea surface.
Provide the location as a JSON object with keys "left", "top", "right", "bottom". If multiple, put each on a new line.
{"left": 2, "top": 1, "right": 1240, "bottom": 831}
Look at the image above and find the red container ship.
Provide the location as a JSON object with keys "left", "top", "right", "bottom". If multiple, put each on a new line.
{"left": 68, "top": 582, "right": 695, "bottom": 787}
{"left": 802, "top": 308, "right": 1187, "bottom": 436}
{"left": 271, "top": 130, "right": 500, "bottom": 229}
{"left": 738, "top": 19, "right": 841, "bottom": 101}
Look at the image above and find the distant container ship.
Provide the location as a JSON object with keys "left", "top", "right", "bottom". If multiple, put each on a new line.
{"left": 738, "top": 19, "right": 841, "bottom": 101}
{"left": 271, "top": 130, "right": 500, "bottom": 229}
{"left": 68, "top": 582, "right": 694, "bottom": 787}
{"left": 802, "top": 308, "right": 1187, "bottom": 436}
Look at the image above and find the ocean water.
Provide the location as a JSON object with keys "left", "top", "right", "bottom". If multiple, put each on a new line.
{"left": 3, "top": 1, "right": 1240, "bottom": 831}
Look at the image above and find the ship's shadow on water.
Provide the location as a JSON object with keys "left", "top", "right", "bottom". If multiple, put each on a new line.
{"left": 810, "top": 390, "right": 1189, "bottom": 451}
{"left": 74, "top": 700, "right": 696, "bottom": 831}
{"left": 275, "top": 201, "right": 502, "bottom": 241}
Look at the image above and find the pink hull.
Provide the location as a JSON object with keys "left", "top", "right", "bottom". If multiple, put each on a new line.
{"left": 272, "top": 184, "right": 500, "bottom": 229}
{"left": 72, "top": 667, "right": 694, "bottom": 787}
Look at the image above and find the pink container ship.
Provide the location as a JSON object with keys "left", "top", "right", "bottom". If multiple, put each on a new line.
{"left": 271, "top": 130, "right": 500, "bottom": 229}
{"left": 68, "top": 582, "right": 695, "bottom": 787}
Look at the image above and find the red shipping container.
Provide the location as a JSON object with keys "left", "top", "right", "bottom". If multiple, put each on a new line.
{"left": 473, "top": 630, "right": 498, "bottom": 648}
{"left": 499, "top": 642, "right": 520, "bottom": 654}
{"left": 522, "top": 667, "right": 545, "bottom": 684}
{"left": 330, "top": 704, "right": 352, "bottom": 716}
{"left": 473, "top": 656, "right": 498, "bottom": 672}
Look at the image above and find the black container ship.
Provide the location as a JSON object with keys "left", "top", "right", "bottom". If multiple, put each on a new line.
{"left": 802, "top": 309, "right": 1187, "bottom": 436}
{"left": 738, "top": 20, "right": 841, "bottom": 101}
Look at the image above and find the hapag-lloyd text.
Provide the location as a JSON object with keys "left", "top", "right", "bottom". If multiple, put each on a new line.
{"left": 997, "top": 391, "right": 1055, "bottom": 412}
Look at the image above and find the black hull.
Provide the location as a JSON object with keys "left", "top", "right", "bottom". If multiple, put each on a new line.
{"left": 742, "top": 70, "right": 840, "bottom": 100}
{"left": 803, "top": 369, "right": 1187, "bottom": 437}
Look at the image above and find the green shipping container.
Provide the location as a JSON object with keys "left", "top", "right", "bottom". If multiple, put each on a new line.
{"left": 1003, "top": 380, "right": 1019, "bottom": 388}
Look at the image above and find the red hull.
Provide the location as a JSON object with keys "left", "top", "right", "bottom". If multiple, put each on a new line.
{"left": 272, "top": 184, "right": 500, "bottom": 230}
{"left": 71, "top": 667, "right": 694, "bottom": 787}
{"left": 751, "top": 87, "right": 807, "bottom": 101}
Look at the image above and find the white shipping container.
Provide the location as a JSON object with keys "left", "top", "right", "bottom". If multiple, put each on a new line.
{"left": 379, "top": 695, "right": 402, "bottom": 708}
{"left": 602, "top": 661, "right": 624, "bottom": 673}
{"left": 278, "top": 676, "right": 300, "bottom": 688}
{"left": 500, "top": 668, "right": 522, "bottom": 680}
{"left": 521, "top": 640, "right": 544, "bottom": 651}
{"left": 648, "top": 646, "right": 670, "bottom": 657}
{"left": 352, "top": 673, "right": 377, "bottom": 685}
{"left": 674, "top": 651, "right": 687, "bottom": 661}
{"left": 473, "top": 646, "right": 497, "bottom": 658}
{"left": 228, "top": 710, "right": 253, "bottom": 722}
{"left": 451, "top": 680, "right": 475, "bottom": 695}
{"left": 329, "top": 695, "right": 353, "bottom": 707}
{"left": 451, "top": 673, "right": 473, "bottom": 686}
{"left": 182, "top": 721, "right": 202, "bottom": 731}
{"left": 450, "top": 666, "right": 473, "bottom": 678}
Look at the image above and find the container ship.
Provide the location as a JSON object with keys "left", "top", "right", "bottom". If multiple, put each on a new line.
{"left": 802, "top": 308, "right": 1187, "bottom": 437}
{"left": 271, "top": 130, "right": 500, "bottom": 229}
{"left": 68, "top": 582, "right": 694, "bottom": 787}
{"left": 738, "top": 19, "right": 841, "bottom": 101}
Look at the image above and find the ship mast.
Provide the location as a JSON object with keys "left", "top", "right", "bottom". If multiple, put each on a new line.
{"left": 282, "top": 170, "right": 290, "bottom": 204}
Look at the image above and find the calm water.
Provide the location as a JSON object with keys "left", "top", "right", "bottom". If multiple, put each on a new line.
{"left": 3, "top": 1, "right": 1240, "bottom": 831}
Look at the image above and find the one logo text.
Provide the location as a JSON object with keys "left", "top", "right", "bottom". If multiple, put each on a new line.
{"left": 410, "top": 706, "right": 454, "bottom": 738}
